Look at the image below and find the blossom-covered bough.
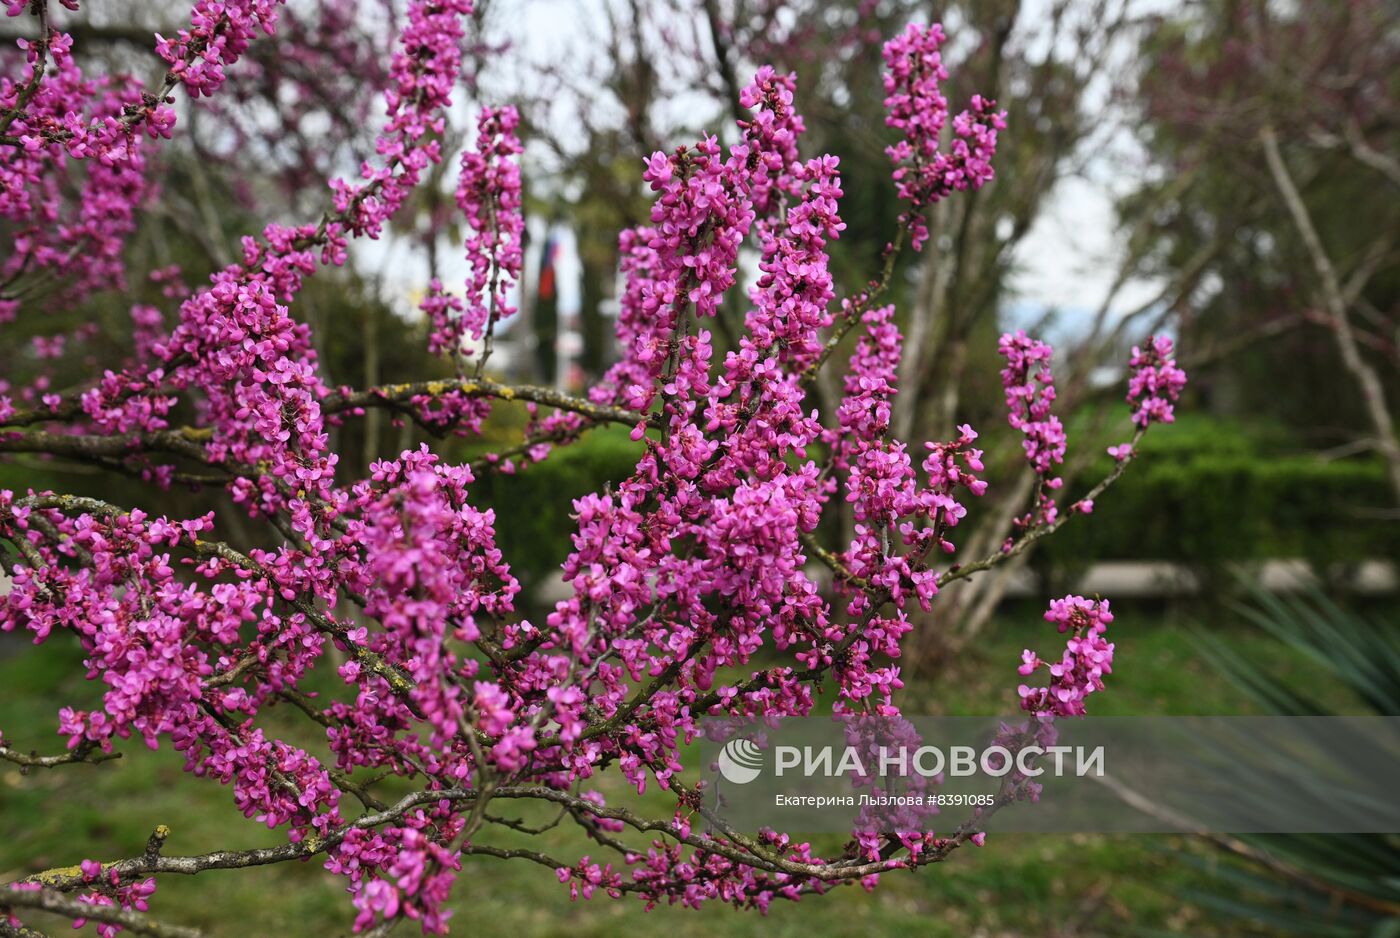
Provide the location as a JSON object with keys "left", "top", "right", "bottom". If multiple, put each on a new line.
{"left": 0, "top": 4, "right": 1186, "bottom": 935}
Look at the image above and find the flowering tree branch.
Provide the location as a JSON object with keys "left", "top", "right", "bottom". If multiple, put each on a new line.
{"left": 936, "top": 426, "right": 1148, "bottom": 589}
{"left": 0, "top": 739, "right": 121, "bottom": 769}
{"left": 321, "top": 378, "right": 649, "bottom": 430}
{"left": 0, "top": 5, "right": 1188, "bottom": 935}
{"left": 0, "top": 888, "right": 200, "bottom": 938}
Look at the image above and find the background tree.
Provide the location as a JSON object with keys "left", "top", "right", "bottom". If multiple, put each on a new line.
{"left": 1129, "top": 0, "right": 1400, "bottom": 507}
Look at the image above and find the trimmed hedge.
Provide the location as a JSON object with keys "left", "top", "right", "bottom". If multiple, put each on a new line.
{"left": 1042, "top": 452, "right": 1399, "bottom": 571}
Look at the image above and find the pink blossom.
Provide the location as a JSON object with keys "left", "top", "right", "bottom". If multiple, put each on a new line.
{"left": 999, "top": 330, "right": 1067, "bottom": 528}
{"left": 882, "top": 24, "right": 1007, "bottom": 249}
{"left": 1018, "top": 597, "right": 1116, "bottom": 718}
{"left": 425, "top": 105, "right": 525, "bottom": 364}
{"left": 1127, "top": 335, "right": 1188, "bottom": 427}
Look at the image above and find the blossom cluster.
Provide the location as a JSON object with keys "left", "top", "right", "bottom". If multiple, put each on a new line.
{"left": 1127, "top": 335, "right": 1188, "bottom": 427}
{"left": 1, "top": 23, "right": 155, "bottom": 306}
{"left": 882, "top": 23, "right": 1007, "bottom": 249}
{"left": 330, "top": 0, "right": 474, "bottom": 242}
{"left": 1108, "top": 335, "right": 1188, "bottom": 463}
{"left": 425, "top": 105, "right": 526, "bottom": 362}
{"left": 1017, "top": 597, "right": 1116, "bottom": 718}
{"left": 998, "top": 330, "right": 1067, "bottom": 528}
{"left": 736, "top": 65, "right": 805, "bottom": 220}
{"left": 156, "top": 0, "right": 286, "bottom": 98}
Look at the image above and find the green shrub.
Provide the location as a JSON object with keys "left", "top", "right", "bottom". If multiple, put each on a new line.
{"left": 1043, "top": 450, "right": 1399, "bottom": 570}
{"left": 467, "top": 426, "right": 644, "bottom": 591}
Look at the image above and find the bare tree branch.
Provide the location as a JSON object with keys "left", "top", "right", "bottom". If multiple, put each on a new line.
{"left": 1260, "top": 123, "right": 1400, "bottom": 505}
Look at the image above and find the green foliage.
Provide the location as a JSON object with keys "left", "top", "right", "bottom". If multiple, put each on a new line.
{"left": 1174, "top": 588, "right": 1400, "bottom": 937}
{"left": 1044, "top": 417, "right": 1400, "bottom": 571}
{"left": 1204, "top": 588, "right": 1400, "bottom": 715}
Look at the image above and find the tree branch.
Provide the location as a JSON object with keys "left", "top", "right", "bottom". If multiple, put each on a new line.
{"left": 0, "top": 889, "right": 201, "bottom": 938}
{"left": 0, "top": 741, "right": 122, "bottom": 771}
{"left": 321, "top": 378, "right": 650, "bottom": 429}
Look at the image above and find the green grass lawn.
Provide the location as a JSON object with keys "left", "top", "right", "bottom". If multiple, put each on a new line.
{"left": 0, "top": 603, "right": 1358, "bottom": 937}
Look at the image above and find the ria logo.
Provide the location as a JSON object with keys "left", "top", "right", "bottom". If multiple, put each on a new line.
{"left": 717, "top": 737, "right": 764, "bottom": 784}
